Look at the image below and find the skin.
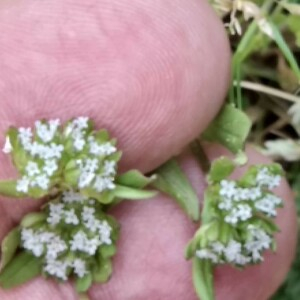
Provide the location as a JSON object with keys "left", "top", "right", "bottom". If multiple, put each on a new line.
{"left": 0, "top": 0, "right": 297, "bottom": 299}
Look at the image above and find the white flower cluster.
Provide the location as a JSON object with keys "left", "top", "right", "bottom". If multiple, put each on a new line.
{"left": 2, "top": 117, "right": 119, "bottom": 196}
{"left": 76, "top": 158, "right": 116, "bottom": 192}
{"left": 12, "top": 119, "right": 63, "bottom": 193}
{"left": 195, "top": 225, "right": 272, "bottom": 266}
{"left": 21, "top": 191, "right": 114, "bottom": 281}
{"left": 218, "top": 167, "right": 282, "bottom": 225}
{"left": 64, "top": 117, "right": 118, "bottom": 193}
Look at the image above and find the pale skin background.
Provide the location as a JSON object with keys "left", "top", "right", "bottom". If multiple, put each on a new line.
{"left": 0, "top": 0, "right": 297, "bottom": 299}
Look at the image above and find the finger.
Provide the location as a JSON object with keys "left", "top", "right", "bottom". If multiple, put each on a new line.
{"left": 0, "top": 0, "right": 230, "bottom": 246}
{"left": 0, "top": 0, "right": 230, "bottom": 175}
{"left": 88, "top": 146, "right": 297, "bottom": 300}
{"left": 0, "top": 0, "right": 230, "bottom": 298}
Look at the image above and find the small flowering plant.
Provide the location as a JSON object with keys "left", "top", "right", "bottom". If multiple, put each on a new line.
{"left": 185, "top": 157, "right": 284, "bottom": 300}
{"left": 0, "top": 191, "right": 118, "bottom": 292}
{"left": 0, "top": 117, "right": 156, "bottom": 202}
{"left": 0, "top": 117, "right": 156, "bottom": 294}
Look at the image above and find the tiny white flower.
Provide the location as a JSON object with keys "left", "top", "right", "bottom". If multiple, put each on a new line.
{"left": 44, "top": 259, "right": 69, "bottom": 280}
{"left": 35, "top": 119, "right": 60, "bottom": 143}
{"left": 234, "top": 254, "right": 251, "bottom": 266}
{"left": 224, "top": 204, "right": 252, "bottom": 224}
{"left": 31, "top": 173, "right": 50, "bottom": 190}
{"left": 236, "top": 204, "right": 252, "bottom": 221}
{"left": 73, "top": 117, "right": 89, "bottom": 129}
{"left": 89, "top": 140, "right": 117, "bottom": 156}
{"left": 224, "top": 214, "right": 238, "bottom": 225}
{"left": 93, "top": 176, "right": 115, "bottom": 192}
{"left": 21, "top": 228, "right": 44, "bottom": 257}
{"left": 196, "top": 249, "right": 219, "bottom": 264}
{"left": 82, "top": 206, "right": 96, "bottom": 220}
{"left": 47, "top": 203, "right": 64, "bottom": 225}
{"left": 84, "top": 218, "right": 101, "bottom": 233}
{"left": 219, "top": 180, "right": 236, "bottom": 198}
{"left": 64, "top": 208, "right": 79, "bottom": 225}
{"left": 233, "top": 188, "right": 250, "bottom": 201}
{"left": 43, "top": 159, "right": 58, "bottom": 176}
{"left": 18, "top": 127, "right": 33, "bottom": 149}
{"left": 49, "top": 143, "right": 64, "bottom": 159}
{"left": 70, "top": 231, "right": 87, "bottom": 252}
{"left": 218, "top": 198, "right": 233, "bottom": 211}
{"left": 84, "top": 158, "right": 98, "bottom": 173}
{"left": 256, "top": 168, "right": 281, "bottom": 190}
{"left": 103, "top": 160, "right": 116, "bottom": 176}
{"left": 223, "top": 240, "right": 242, "bottom": 263}
{"left": 245, "top": 226, "right": 272, "bottom": 261}
{"left": 101, "top": 143, "right": 117, "bottom": 155}
{"left": 26, "top": 161, "right": 40, "bottom": 177}
{"left": 16, "top": 177, "right": 30, "bottom": 193}
{"left": 2, "top": 136, "right": 12, "bottom": 153}
{"left": 46, "top": 236, "right": 67, "bottom": 260}
{"left": 99, "top": 221, "right": 112, "bottom": 245}
{"left": 39, "top": 231, "right": 56, "bottom": 243}
{"left": 255, "top": 198, "right": 277, "bottom": 217}
{"left": 70, "top": 230, "right": 101, "bottom": 255}
{"left": 78, "top": 171, "right": 96, "bottom": 189}
{"left": 73, "top": 137, "right": 85, "bottom": 151}
{"left": 248, "top": 187, "right": 262, "bottom": 201}
{"left": 210, "top": 241, "right": 225, "bottom": 255}
{"left": 72, "top": 259, "right": 88, "bottom": 278}
{"left": 85, "top": 237, "right": 101, "bottom": 255}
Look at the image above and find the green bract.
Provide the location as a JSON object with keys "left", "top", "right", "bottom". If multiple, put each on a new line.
{"left": 202, "top": 104, "right": 252, "bottom": 154}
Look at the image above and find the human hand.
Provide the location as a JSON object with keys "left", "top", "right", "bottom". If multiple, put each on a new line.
{"left": 0, "top": 0, "right": 296, "bottom": 299}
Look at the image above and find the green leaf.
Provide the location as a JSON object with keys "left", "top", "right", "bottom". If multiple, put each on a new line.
{"left": 21, "top": 212, "right": 47, "bottom": 228}
{"left": 207, "top": 157, "right": 235, "bottom": 183}
{"left": 185, "top": 239, "right": 199, "bottom": 260}
{"left": 152, "top": 159, "right": 200, "bottom": 221}
{"left": 28, "top": 187, "right": 48, "bottom": 199}
{"left": 287, "top": 15, "right": 300, "bottom": 47}
{"left": 202, "top": 104, "right": 252, "bottom": 153}
{"left": 116, "top": 170, "right": 156, "bottom": 189}
{"left": 64, "top": 160, "right": 81, "bottom": 186}
{"left": 267, "top": 21, "right": 300, "bottom": 80}
{"left": 92, "top": 259, "right": 112, "bottom": 283}
{"left": 233, "top": 151, "right": 248, "bottom": 166}
{"left": 0, "top": 228, "right": 20, "bottom": 271}
{"left": 0, "top": 252, "right": 42, "bottom": 289}
{"left": 0, "top": 180, "right": 23, "bottom": 198}
{"left": 75, "top": 273, "right": 93, "bottom": 293}
{"left": 113, "top": 185, "right": 157, "bottom": 200}
{"left": 192, "top": 258, "right": 214, "bottom": 300}
{"left": 7, "top": 127, "right": 29, "bottom": 172}
{"left": 99, "top": 245, "right": 117, "bottom": 259}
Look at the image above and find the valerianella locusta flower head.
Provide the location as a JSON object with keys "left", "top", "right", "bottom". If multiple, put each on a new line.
{"left": 186, "top": 157, "right": 283, "bottom": 269}
{"left": 0, "top": 117, "right": 121, "bottom": 202}
{"left": 0, "top": 117, "right": 156, "bottom": 294}
{"left": 9, "top": 191, "right": 119, "bottom": 292}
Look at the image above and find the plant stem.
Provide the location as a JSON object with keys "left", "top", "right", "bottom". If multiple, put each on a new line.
{"left": 236, "top": 80, "right": 300, "bottom": 103}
